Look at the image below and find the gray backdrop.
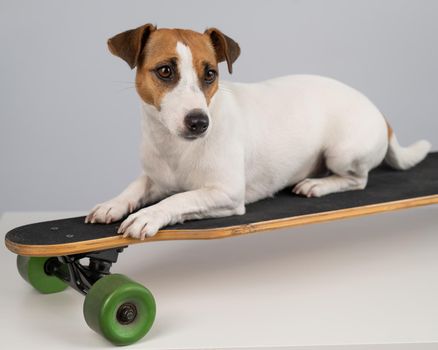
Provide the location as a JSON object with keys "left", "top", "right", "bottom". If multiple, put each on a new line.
{"left": 1, "top": 0, "right": 437, "bottom": 213}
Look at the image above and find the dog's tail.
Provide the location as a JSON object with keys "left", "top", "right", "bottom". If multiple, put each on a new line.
{"left": 384, "top": 124, "right": 431, "bottom": 170}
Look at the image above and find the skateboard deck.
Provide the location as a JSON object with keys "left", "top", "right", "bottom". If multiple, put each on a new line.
{"left": 6, "top": 152, "right": 438, "bottom": 257}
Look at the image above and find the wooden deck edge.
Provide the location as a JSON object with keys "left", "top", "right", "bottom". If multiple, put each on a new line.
{"left": 5, "top": 194, "right": 438, "bottom": 257}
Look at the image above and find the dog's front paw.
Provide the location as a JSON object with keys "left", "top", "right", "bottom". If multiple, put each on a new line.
{"left": 117, "top": 206, "right": 170, "bottom": 240}
{"left": 292, "top": 178, "right": 326, "bottom": 198}
{"left": 85, "top": 199, "right": 135, "bottom": 224}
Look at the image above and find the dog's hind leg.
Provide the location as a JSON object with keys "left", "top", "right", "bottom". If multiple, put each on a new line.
{"left": 292, "top": 154, "right": 369, "bottom": 198}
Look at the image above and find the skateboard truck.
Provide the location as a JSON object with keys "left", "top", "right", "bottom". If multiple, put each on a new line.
{"left": 42, "top": 248, "right": 148, "bottom": 332}
{"left": 45, "top": 247, "right": 127, "bottom": 295}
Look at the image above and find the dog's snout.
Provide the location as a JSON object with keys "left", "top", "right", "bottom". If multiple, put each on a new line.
{"left": 184, "top": 110, "right": 209, "bottom": 135}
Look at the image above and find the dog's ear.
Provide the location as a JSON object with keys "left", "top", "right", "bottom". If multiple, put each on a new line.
{"left": 107, "top": 23, "right": 156, "bottom": 69}
{"left": 204, "top": 28, "right": 240, "bottom": 74}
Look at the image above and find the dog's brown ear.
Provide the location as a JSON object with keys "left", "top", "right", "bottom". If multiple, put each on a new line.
{"left": 107, "top": 23, "right": 156, "bottom": 69}
{"left": 204, "top": 28, "right": 240, "bottom": 74}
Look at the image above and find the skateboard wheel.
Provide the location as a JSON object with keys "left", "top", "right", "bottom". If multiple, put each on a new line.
{"left": 16, "top": 256, "right": 68, "bottom": 294}
{"left": 83, "top": 274, "right": 156, "bottom": 346}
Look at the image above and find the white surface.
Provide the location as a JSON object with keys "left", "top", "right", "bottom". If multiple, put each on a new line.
{"left": 1, "top": 208, "right": 438, "bottom": 349}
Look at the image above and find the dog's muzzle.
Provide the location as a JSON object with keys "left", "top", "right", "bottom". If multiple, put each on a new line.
{"left": 183, "top": 109, "right": 209, "bottom": 138}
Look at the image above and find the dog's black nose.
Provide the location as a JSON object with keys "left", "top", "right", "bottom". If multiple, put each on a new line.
{"left": 184, "top": 110, "right": 209, "bottom": 135}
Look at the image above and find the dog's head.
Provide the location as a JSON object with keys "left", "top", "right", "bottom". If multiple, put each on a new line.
{"left": 108, "top": 24, "right": 240, "bottom": 140}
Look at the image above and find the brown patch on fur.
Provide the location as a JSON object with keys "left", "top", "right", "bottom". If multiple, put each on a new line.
{"left": 107, "top": 24, "right": 156, "bottom": 69}
{"left": 134, "top": 30, "right": 181, "bottom": 108}
{"left": 135, "top": 28, "right": 221, "bottom": 107}
{"left": 385, "top": 120, "right": 393, "bottom": 139}
{"left": 175, "top": 29, "right": 219, "bottom": 105}
{"left": 204, "top": 28, "right": 241, "bottom": 74}
{"left": 109, "top": 26, "right": 240, "bottom": 108}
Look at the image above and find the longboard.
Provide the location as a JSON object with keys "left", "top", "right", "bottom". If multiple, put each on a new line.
{"left": 5, "top": 152, "right": 438, "bottom": 257}
{"left": 4, "top": 152, "right": 438, "bottom": 345}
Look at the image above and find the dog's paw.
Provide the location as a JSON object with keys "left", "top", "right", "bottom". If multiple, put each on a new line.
{"left": 292, "top": 178, "right": 326, "bottom": 198}
{"left": 117, "top": 206, "right": 170, "bottom": 240}
{"left": 85, "top": 199, "right": 135, "bottom": 224}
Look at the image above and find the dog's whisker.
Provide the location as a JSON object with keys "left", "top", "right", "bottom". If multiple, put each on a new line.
{"left": 218, "top": 86, "right": 233, "bottom": 93}
{"left": 111, "top": 80, "right": 137, "bottom": 85}
{"left": 115, "top": 86, "right": 137, "bottom": 92}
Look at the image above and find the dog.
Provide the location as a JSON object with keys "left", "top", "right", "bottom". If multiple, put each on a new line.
{"left": 85, "top": 24, "right": 431, "bottom": 239}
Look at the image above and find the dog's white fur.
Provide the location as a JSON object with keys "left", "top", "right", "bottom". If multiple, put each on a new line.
{"left": 86, "top": 41, "right": 431, "bottom": 239}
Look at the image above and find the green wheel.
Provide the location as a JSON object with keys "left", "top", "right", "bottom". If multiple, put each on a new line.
{"left": 83, "top": 274, "right": 156, "bottom": 346}
{"left": 16, "top": 255, "right": 68, "bottom": 294}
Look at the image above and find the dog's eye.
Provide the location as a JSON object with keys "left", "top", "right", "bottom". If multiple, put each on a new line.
{"left": 204, "top": 69, "right": 217, "bottom": 84}
{"left": 155, "top": 65, "right": 173, "bottom": 80}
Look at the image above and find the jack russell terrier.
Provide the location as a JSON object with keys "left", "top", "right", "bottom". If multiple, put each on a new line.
{"left": 85, "top": 24, "right": 431, "bottom": 239}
